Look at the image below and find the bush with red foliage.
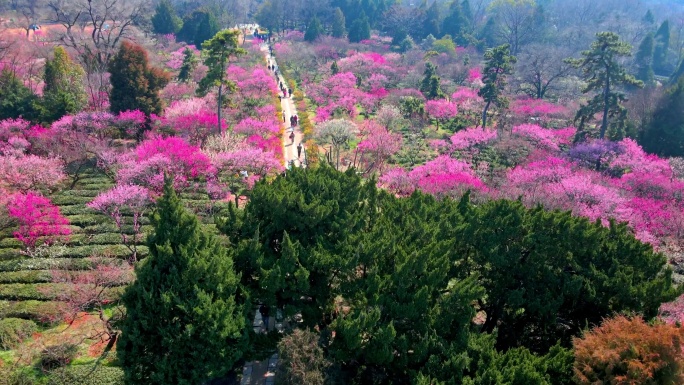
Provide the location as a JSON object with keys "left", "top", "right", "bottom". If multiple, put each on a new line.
{"left": 574, "top": 315, "right": 684, "bottom": 384}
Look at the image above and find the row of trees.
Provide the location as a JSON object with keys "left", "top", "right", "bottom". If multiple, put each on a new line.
{"left": 117, "top": 166, "right": 680, "bottom": 384}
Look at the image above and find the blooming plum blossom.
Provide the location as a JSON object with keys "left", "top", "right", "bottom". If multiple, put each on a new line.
{"left": 7, "top": 192, "right": 71, "bottom": 248}
{"left": 88, "top": 185, "right": 152, "bottom": 262}
{"left": 356, "top": 121, "right": 402, "bottom": 172}
{"left": 450, "top": 127, "right": 498, "bottom": 150}
{"left": 117, "top": 136, "right": 214, "bottom": 193}
{"left": 0, "top": 153, "right": 66, "bottom": 193}
{"left": 512, "top": 124, "right": 566, "bottom": 151}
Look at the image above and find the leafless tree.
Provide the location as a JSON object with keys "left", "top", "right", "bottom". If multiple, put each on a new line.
{"left": 490, "top": 0, "right": 542, "bottom": 55}
{"left": 515, "top": 44, "right": 575, "bottom": 99}
{"left": 47, "top": 0, "right": 149, "bottom": 72}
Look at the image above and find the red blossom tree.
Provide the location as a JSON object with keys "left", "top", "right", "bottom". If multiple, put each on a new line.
{"left": 7, "top": 192, "right": 71, "bottom": 248}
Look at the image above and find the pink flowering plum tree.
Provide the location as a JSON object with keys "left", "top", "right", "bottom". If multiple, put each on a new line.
{"left": 7, "top": 192, "right": 71, "bottom": 248}
{"left": 87, "top": 185, "right": 152, "bottom": 262}
{"left": 209, "top": 148, "right": 283, "bottom": 203}
{"left": 116, "top": 136, "right": 214, "bottom": 194}
{"left": 354, "top": 121, "right": 402, "bottom": 173}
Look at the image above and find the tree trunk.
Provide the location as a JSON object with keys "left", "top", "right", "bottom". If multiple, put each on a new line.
{"left": 600, "top": 70, "right": 610, "bottom": 139}
{"left": 482, "top": 100, "right": 491, "bottom": 128}
{"left": 217, "top": 83, "right": 223, "bottom": 134}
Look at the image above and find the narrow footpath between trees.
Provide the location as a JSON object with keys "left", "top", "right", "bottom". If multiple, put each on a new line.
{"left": 262, "top": 42, "right": 305, "bottom": 169}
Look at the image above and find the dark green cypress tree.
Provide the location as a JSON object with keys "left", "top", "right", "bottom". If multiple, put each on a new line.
{"left": 151, "top": 0, "right": 182, "bottom": 35}
{"left": 420, "top": 61, "right": 445, "bottom": 100}
{"left": 332, "top": 7, "right": 347, "bottom": 38}
{"left": 348, "top": 11, "right": 371, "bottom": 43}
{"left": 423, "top": 1, "right": 441, "bottom": 39}
{"left": 478, "top": 16, "right": 498, "bottom": 49}
{"left": 331, "top": 60, "right": 340, "bottom": 75}
{"left": 442, "top": 1, "right": 467, "bottom": 46}
{"left": 177, "top": 47, "right": 198, "bottom": 83}
{"left": 641, "top": 76, "right": 684, "bottom": 157}
{"left": 0, "top": 69, "right": 37, "bottom": 121}
{"left": 635, "top": 33, "right": 655, "bottom": 86}
{"left": 304, "top": 16, "right": 323, "bottom": 42}
{"left": 117, "top": 180, "right": 248, "bottom": 385}
{"left": 194, "top": 11, "right": 220, "bottom": 50}
{"left": 478, "top": 44, "right": 516, "bottom": 128}
{"left": 108, "top": 41, "right": 170, "bottom": 117}
{"left": 653, "top": 20, "right": 671, "bottom": 75}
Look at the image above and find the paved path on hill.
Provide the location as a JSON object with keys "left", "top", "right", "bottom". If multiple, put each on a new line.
{"left": 262, "top": 43, "right": 305, "bottom": 169}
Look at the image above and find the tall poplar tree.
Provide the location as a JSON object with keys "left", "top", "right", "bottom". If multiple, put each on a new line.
{"left": 117, "top": 180, "right": 248, "bottom": 385}
{"left": 478, "top": 43, "right": 516, "bottom": 128}
{"left": 197, "top": 30, "right": 246, "bottom": 133}
{"left": 567, "top": 32, "right": 643, "bottom": 139}
{"left": 332, "top": 8, "right": 347, "bottom": 38}
{"left": 108, "top": 41, "right": 170, "bottom": 118}
{"left": 40, "top": 46, "right": 87, "bottom": 123}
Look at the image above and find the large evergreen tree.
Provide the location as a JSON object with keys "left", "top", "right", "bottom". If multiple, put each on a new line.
{"left": 653, "top": 19, "right": 671, "bottom": 75}
{"left": 422, "top": 0, "right": 441, "bottom": 39}
{"left": 197, "top": 30, "right": 246, "bottom": 133}
{"left": 634, "top": 33, "right": 655, "bottom": 86}
{"left": 305, "top": 16, "right": 323, "bottom": 42}
{"left": 442, "top": 1, "right": 469, "bottom": 46}
{"left": 176, "top": 47, "right": 198, "bottom": 83}
{"left": 640, "top": 76, "right": 684, "bottom": 157}
{"left": 40, "top": 46, "right": 87, "bottom": 123}
{"left": 117, "top": 180, "right": 248, "bottom": 385}
{"left": 151, "top": 0, "right": 182, "bottom": 35}
{"left": 0, "top": 69, "right": 37, "bottom": 121}
{"left": 568, "top": 32, "right": 643, "bottom": 140}
{"left": 331, "top": 7, "right": 347, "bottom": 38}
{"left": 177, "top": 10, "right": 219, "bottom": 49}
{"left": 478, "top": 43, "right": 516, "bottom": 128}
{"left": 420, "top": 61, "right": 445, "bottom": 100}
{"left": 348, "top": 11, "right": 371, "bottom": 43}
{"left": 108, "top": 41, "right": 170, "bottom": 118}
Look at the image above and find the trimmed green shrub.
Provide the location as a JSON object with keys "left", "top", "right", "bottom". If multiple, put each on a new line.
{"left": 0, "top": 258, "right": 94, "bottom": 272}
{"left": 0, "top": 318, "right": 38, "bottom": 349}
{"left": 0, "top": 271, "right": 52, "bottom": 284}
{"left": 0, "top": 300, "right": 63, "bottom": 324}
{"left": 47, "top": 365, "right": 124, "bottom": 385}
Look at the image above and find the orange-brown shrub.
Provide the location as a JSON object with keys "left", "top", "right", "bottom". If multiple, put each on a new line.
{"left": 573, "top": 315, "right": 684, "bottom": 385}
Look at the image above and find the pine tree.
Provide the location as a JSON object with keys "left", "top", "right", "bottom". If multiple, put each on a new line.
{"left": 305, "top": 16, "right": 323, "bottom": 42}
{"left": 0, "top": 69, "right": 37, "bottom": 120}
{"left": 331, "top": 60, "right": 340, "bottom": 75}
{"left": 478, "top": 16, "right": 498, "bottom": 49}
{"left": 568, "top": 32, "right": 643, "bottom": 139}
{"left": 151, "top": 0, "right": 182, "bottom": 35}
{"left": 643, "top": 9, "right": 655, "bottom": 26}
{"left": 108, "top": 41, "right": 170, "bottom": 117}
{"left": 478, "top": 44, "right": 516, "bottom": 128}
{"left": 332, "top": 7, "right": 347, "bottom": 38}
{"left": 117, "top": 180, "right": 248, "bottom": 385}
{"left": 40, "top": 46, "right": 87, "bottom": 123}
{"left": 348, "top": 11, "right": 371, "bottom": 43}
{"left": 177, "top": 47, "right": 198, "bottom": 83}
{"left": 635, "top": 33, "right": 655, "bottom": 86}
{"left": 194, "top": 12, "right": 220, "bottom": 50}
{"left": 654, "top": 20, "right": 671, "bottom": 75}
{"left": 197, "top": 30, "right": 246, "bottom": 133}
{"left": 420, "top": 61, "right": 445, "bottom": 100}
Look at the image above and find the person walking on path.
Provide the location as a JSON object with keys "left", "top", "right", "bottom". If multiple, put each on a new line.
{"left": 289, "top": 131, "right": 295, "bottom": 144}
{"left": 259, "top": 304, "right": 270, "bottom": 332}
{"left": 297, "top": 142, "right": 303, "bottom": 158}
{"left": 288, "top": 88, "right": 293, "bottom": 97}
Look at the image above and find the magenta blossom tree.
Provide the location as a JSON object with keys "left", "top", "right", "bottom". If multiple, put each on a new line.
{"left": 7, "top": 192, "right": 71, "bottom": 248}
{"left": 355, "top": 121, "right": 402, "bottom": 173}
{"left": 425, "top": 99, "right": 458, "bottom": 130}
{"left": 88, "top": 185, "right": 152, "bottom": 262}
{"left": 117, "top": 136, "right": 214, "bottom": 194}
